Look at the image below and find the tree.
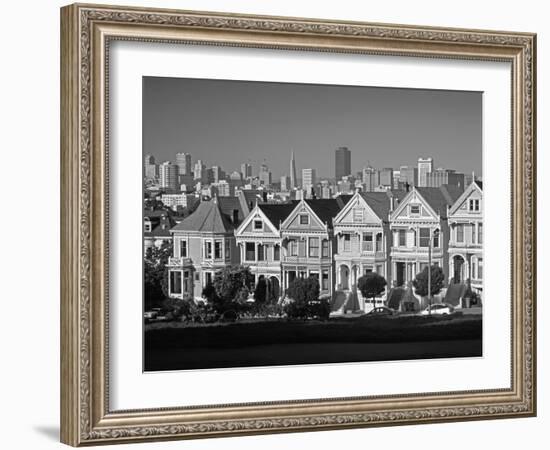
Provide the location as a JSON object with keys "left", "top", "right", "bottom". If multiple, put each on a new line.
{"left": 143, "top": 241, "right": 173, "bottom": 309}
{"left": 412, "top": 265, "right": 445, "bottom": 298}
{"left": 357, "top": 272, "right": 387, "bottom": 310}
{"left": 284, "top": 276, "right": 320, "bottom": 319}
{"left": 254, "top": 277, "right": 267, "bottom": 304}
{"left": 207, "top": 265, "right": 254, "bottom": 315}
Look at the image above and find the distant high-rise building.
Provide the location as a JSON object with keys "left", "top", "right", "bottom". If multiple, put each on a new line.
{"left": 159, "top": 161, "right": 178, "bottom": 190}
{"left": 259, "top": 164, "right": 272, "bottom": 186}
{"left": 240, "top": 163, "right": 252, "bottom": 180}
{"left": 335, "top": 147, "right": 351, "bottom": 181}
{"left": 379, "top": 168, "right": 394, "bottom": 188}
{"left": 426, "top": 169, "right": 465, "bottom": 190}
{"left": 289, "top": 150, "right": 297, "bottom": 189}
{"left": 280, "top": 175, "right": 291, "bottom": 192}
{"left": 175, "top": 152, "right": 192, "bottom": 176}
{"left": 320, "top": 180, "right": 332, "bottom": 199}
{"left": 399, "top": 165, "right": 418, "bottom": 187}
{"left": 144, "top": 154, "right": 158, "bottom": 180}
{"left": 211, "top": 166, "right": 225, "bottom": 183}
{"left": 302, "top": 168, "right": 316, "bottom": 193}
{"left": 216, "top": 180, "right": 234, "bottom": 197}
{"left": 418, "top": 157, "right": 434, "bottom": 187}
{"left": 362, "top": 166, "right": 379, "bottom": 192}
{"left": 193, "top": 160, "right": 205, "bottom": 181}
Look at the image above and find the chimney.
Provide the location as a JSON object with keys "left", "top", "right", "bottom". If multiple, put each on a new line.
{"left": 262, "top": 191, "right": 268, "bottom": 203}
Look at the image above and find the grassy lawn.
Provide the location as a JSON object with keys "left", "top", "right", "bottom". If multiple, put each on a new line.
{"left": 144, "top": 315, "right": 482, "bottom": 371}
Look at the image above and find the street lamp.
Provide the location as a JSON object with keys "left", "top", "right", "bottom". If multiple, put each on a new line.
{"left": 427, "top": 228, "right": 440, "bottom": 315}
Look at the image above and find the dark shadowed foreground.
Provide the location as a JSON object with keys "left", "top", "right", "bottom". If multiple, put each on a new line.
{"left": 144, "top": 315, "right": 482, "bottom": 371}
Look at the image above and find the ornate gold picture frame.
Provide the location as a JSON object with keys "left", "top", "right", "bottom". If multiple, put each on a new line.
{"left": 60, "top": 3, "right": 536, "bottom": 446}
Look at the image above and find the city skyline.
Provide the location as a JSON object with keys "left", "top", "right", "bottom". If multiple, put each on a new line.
{"left": 143, "top": 77, "right": 482, "bottom": 180}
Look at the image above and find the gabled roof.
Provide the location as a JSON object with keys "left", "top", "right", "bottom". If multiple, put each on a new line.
{"left": 414, "top": 185, "right": 462, "bottom": 217}
{"left": 170, "top": 199, "right": 234, "bottom": 234}
{"left": 448, "top": 180, "right": 483, "bottom": 216}
{"left": 304, "top": 198, "right": 346, "bottom": 227}
{"left": 360, "top": 192, "right": 394, "bottom": 221}
{"left": 258, "top": 202, "right": 298, "bottom": 230}
{"left": 217, "top": 196, "right": 246, "bottom": 226}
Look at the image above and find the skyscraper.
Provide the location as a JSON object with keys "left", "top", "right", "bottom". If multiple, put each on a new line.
{"left": 362, "top": 166, "right": 379, "bottom": 192}
{"left": 302, "top": 168, "right": 316, "bottom": 194}
{"left": 379, "top": 168, "right": 394, "bottom": 188}
{"left": 280, "top": 175, "right": 291, "bottom": 192}
{"left": 144, "top": 154, "right": 158, "bottom": 180}
{"left": 193, "top": 160, "right": 205, "bottom": 181}
{"left": 259, "top": 164, "right": 272, "bottom": 186}
{"left": 399, "top": 165, "right": 418, "bottom": 187}
{"left": 426, "top": 169, "right": 465, "bottom": 189}
{"left": 240, "top": 162, "right": 252, "bottom": 180}
{"left": 289, "top": 150, "right": 297, "bottom": 189}
{"left": 335, "top": 146, "right": 351, "bottom": 181}
{"left": 418, "top": 157, "right": 434, "bottom": 187}
{"left": 175, "top": 152, "right": 192, "bottom": 176}
{"left": 159, "top": 161, "right": 178, "bottom": 190}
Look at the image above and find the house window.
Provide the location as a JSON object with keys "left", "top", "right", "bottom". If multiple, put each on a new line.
{"left": 214, "top": 240, "right": 222, "bottom": 259}
{"left": 289, "top": 240, "right": 298, "bottom": 256}
{"left": 477, "top": 257, "right": 483, "bottom": 279}
{"left": 456, "top": 224, "right": 464, "bottom": 243}
{"left": 433, "top": 232, "right": 439, "bottom": 248}
{"left": 469, "top": 199, "right": 480, "bottom": 211}
{"left": 322, "top": 239, "right": 329, "bottom": 258}
{"left": 245, "top": 242, "right": 255, "bottom": 261}
{"left": 398, "top": 229, "right": 407, "bottom": 247}
{"left": 419, "top": 228, "right": 430, "bottom": 247}
{"left": 180, "top": 240, "right": 187, "bottom": 258}
{"left": 322, "top": 271, "right": 329, "bottom": 290}
{"left": 169, "top": 271, "right": 182, "bottom": 295}
{"left": 376, "top": 264, "right": 383, "bottom": 275}
{"left": 375, "top": 233, "right": 383, "bottom": 252}
{"left": 410, "top": 204, "right": 420, "bottom": 215}
{"left": 225, "top": 240, "right": 230, "bottom": 260}
{"left": 182, "top": 270, "right": 190, "bottom": 293}
{"left": 309, "top": 237, "right": 320, "bottom": 257}
{"left": 204, "top": 272, "right": 212, "bottom": 286}
{"left": 298, "top": 239, "right": 306, "bottom": 257}
{"left": 362, "top": 233, "right": 373, "bottom": 252}
{"left": 273, "top": 244, "right": 280, "bottom": 261}
{"left": 253, "top": 219, "right": 263, "bottom": 230}
{"left": 478, "top": 223, "right": 483, "bottom": 244}
{"left": 343, "top": 233, "right": 351, "bottom": 251}
{"left": 257, "top": 244, "right": 265, "bottom": 261}
{"left": 299, "top": 214, "right": 309, "bottom": 225}
{"left": 472, "top": 224, "right": 476, "bottom": 244}
{"left": 353, "top": 209, "right": 363, "bottom": 222}
{"left": 144, "top": 221, "right": 152, "bottom": 232}
{"left": 204, "top": 241, "right": 212, "bottom": 259}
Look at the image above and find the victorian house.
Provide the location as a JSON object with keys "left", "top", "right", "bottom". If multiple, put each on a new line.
{"left": 167, "top": 198, "right": 243, "bottom": 300}
{"left": 143, "top": 209, "right": 175, "bottom": 255}
{"left": 389, "top": 185, "right": 462, "bottom": 287}
{"left": 280, "top": 197, "right": 350, "bottom": 299}
{"left": 234, "top": 202, "right": 297, "bottom": 300}
{"left": 447, "top": 181, "right": 483, "bottom": 298}
{"left": 332, "top": 191, "right": 401, "bottom": 310}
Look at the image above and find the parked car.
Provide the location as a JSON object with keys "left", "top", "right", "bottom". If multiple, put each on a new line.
{"left": 420, "top": 303, "right": 454, "bottom": 316}
{"left": 366, "top": 306, "right": 394, "bottom": 317}
{"left": 143, "top": 310, "right": 158, "bottom": 321}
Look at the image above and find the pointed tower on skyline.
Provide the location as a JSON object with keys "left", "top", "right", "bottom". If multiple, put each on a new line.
{"left": 289, "top": 149, "right": 297, "bottom": 190}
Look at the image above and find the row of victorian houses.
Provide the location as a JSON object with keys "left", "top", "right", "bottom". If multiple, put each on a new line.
{"left": 155, "top": 181, "right": 483, "bottom": 312}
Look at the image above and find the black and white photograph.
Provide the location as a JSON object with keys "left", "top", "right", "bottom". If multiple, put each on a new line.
{"left": 143, "top": 76, "right": 484, "bottom": 372}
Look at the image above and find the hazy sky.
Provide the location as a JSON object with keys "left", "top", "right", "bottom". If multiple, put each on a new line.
{"left": 143, "top": 77, "right": 482, "bottom": 179}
